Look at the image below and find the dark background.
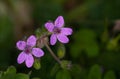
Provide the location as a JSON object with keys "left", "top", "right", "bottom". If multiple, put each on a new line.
{"left": 0, "top": 0, "right": 120, "bottom": 79}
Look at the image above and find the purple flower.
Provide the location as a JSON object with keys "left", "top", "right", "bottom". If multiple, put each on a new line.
{"left": 45, "top": 16, "right": 73, "bottom": 45}
{"left": 16, "top": 35, "right": 44, "bottom": 68}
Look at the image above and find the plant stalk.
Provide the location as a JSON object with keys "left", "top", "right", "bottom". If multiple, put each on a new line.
{"left": 44, "top": 41, "right": 61, "bottom": 64}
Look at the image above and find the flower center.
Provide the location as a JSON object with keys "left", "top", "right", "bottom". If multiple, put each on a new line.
{"left": 24, "top": 45, "right": 32, "bottom": 54}
{"left": 53, "top": 27, "right": 61, "bottom": 34}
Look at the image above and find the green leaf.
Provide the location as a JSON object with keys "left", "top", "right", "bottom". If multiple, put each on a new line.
{"left": 50, "top": 63, "right": 60, "bottom": 76}
{"left": 5, "top": 66, "right": 16, "bottom": 74}
{"left": 85, "top": 43, "right": 99, "bottom": 57}
{"left": 56, "top": 69, "right": 71, "bottom": 79}
{"left": 0, "top": 66, "right": 16, "bottom": 79}
{"left": 104, "top": 70, "right": 116, "bottom": 79}
{"left": 71, "top": 29, "right": 98, "bottom": 58}
{"left": 0, "top": 66, "right": 30, "bottom": 79}
{"left": 1, "top": 74, "right": 15, "bottom": 79}
{"left": 15, "top": 73, "right": 29, "bottom": 79}
{"left": 70, "top": 64, "right": 82, "bottom": 79}
{"left": 88, "top": 64, "right": 102, "bottom": 79}
{"left": 70, "top": 64, "right": 81, "bottom": 74}
{"left": 57, "top": 44, "right": 66, "bottom": 59}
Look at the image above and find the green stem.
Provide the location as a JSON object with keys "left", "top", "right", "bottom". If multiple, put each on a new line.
{"left": 44, "top": 41, "right": 61, "bottom": 64}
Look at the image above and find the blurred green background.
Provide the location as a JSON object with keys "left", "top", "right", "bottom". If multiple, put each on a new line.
{"left": 0, "top": 0, "right": 120, "bottom": 79}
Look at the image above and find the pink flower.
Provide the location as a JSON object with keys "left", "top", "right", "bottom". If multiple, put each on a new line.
{"left": 16, "top": 35, "right": 44, "bottom": 68}
{"left": 45, "top": 16, "right": 73, "bottom": 45}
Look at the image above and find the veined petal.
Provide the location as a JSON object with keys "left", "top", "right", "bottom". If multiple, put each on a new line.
{"left": 54, "top": 16, "right": 64, "bottom": 28}
{"left": 50, "top": 34, "right": 57, "bottom": 45}
{"left": 61, "top": 28, "right": 73, "bottom": 35}
{"left": 32, "top": 48, "right": 44, "bottom": 57}
{"left": 57, "top": 34, "right": 69, "bottom": 43}
{"left": 16, "top": 41, "right": 26, "bottom": 50}
{"left": 17, "top": 52, "right": 26, "bottom": 64}
{"left": 27, "top": 35, "right": 36, "bottom": 47}
{"left": 45, "top": 22, "right": 54, "bottom": 32}
{"left": 25, "top": 54, "right": 34, "bottom": 68}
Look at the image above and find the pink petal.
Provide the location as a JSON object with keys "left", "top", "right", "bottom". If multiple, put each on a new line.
{"left": 17, "top": 52, "right": 26, "bottom": 64}
{"left": 32, "top": 48, "right": 44, "bottom": 57}
{"left": 25, "top": 54, "right": 34, "bottom": 68}
{"left": 27, "top": 35, "right": 36, "bottom": 47}
{"left": 61, "top": 28, "right": 73, "bottom": 35}
{"left": 57, "top": 34, "right": 69, "bottom": 43}
{"left": 45, "top": 22, "right": 54, "bottom": 32}
{"left": 50, "top": 34, "right": 57, "bottom": 45}
{"left": 16, "top": 41, "right": 26, "bottom": 50}
{"left": 54, "top": 16, "right": 64, "bottom": 28}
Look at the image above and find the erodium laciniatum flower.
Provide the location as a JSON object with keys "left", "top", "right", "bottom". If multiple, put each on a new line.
{"left": 16, "top": 35, "right": 44, "bottom": 68}
{"left": 45, "top": 16, "right": 73, "bottom": 45}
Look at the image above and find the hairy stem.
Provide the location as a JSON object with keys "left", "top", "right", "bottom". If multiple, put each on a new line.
{"left": 44, "top": 41, "right": 61, "bottom": 64}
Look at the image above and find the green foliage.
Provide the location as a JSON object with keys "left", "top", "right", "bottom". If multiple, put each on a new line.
{"left": 70, "top": 64, "right": 82, "bottom": 79}
{"left": 0, "top": 66, "right": 29, "bottom": 79}
{"left": 88, "top": 64, "right": 102, "bottom": 79}
{"left": 50, "top": 63, "right": 60, "bottom": 77}
{"left": 0, "top": 15, "right": 13, "bottom": 66}
{"left": 15, "top": 73, "right": 29, "bottom": 79}
{"left": 56, "top": 69, "right": 71, "bottom": 79}
{"left": 66, "top": 0, "right": 99, "bottom": 22}
{"left": 1, "top": 66, "right": 16, "bottom": 79}
{"left": 107, "top": 35, "right": 120, "bottom": 50}
{"left": 35, "top": 27, "right": 46, "bottom": 37}
{"left": 71, "top": 29, "right": 99, "bottom": 58}
{"left": 85, "top": 43, "right": 99, "bottom": 57}
{"left": 104, "top": 70, "right": 116, "bottom": 79}
{"left": 5, "top": 66, "right": 16, "bottom": 74}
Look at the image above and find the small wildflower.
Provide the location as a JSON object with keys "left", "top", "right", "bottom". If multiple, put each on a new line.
{"left": 16, "top": 35, "right": 44, "bottom": 68}
{"left": 45, "top": 16, "right": 73, "bottom": 45}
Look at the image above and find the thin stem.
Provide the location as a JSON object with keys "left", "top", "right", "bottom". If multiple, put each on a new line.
{"left": 44, "top": 41, "right": 61, "bottom": 64}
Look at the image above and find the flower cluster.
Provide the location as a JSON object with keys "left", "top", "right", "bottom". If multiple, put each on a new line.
{"left": 16, "top": 16, "right": 73, "bottom": 68}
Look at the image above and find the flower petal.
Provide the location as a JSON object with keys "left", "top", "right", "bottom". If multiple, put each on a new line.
{"left": 16, "top": 41, "right": 26, "bottom": 50}
{"left": 45, "top": 22, "right": 54, "bottom": 32}
{"left": 61, "top": 28, "right": 73, "bottom": 35}
{"left": 57, "top": 34, "right": 69, "bottom": 43}
{"left": 27, "top": 35, "right": 36, "bottom": 47}
{"left": 25, "top": 54, "right": 34, "bottom": 68}
{"left": 17, "top": 52, "right": 26, "bottom": 64}
{"left": 32, "top": 48, "right": 44, "bottom": 57}
{"left": 54, "top": 16, "right": 64, "bottom": 27}
{"left": 50, "top": 34, "right": 57, "bottom": 45}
